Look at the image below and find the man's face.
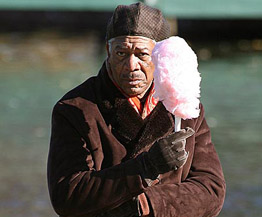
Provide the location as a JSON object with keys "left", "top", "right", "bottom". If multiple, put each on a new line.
{"left": 107, "top": 36, "right": 155, "bottom": 98}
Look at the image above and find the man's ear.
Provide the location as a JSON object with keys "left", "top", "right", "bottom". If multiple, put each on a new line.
{"left": 106, "top": 43, "right": 110, "bottom": 57}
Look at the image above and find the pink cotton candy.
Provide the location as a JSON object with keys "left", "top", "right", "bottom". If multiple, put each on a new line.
{"left": 152, "top": 36, "right": 201, "bottom": 119}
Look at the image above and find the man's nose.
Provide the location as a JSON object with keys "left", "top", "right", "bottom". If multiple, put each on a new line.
{"left": 126, "top": 54, "right": 140, "bottom": 71}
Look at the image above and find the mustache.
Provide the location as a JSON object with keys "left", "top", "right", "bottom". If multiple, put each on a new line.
{"left": 120, "top": 73, "right": 144, "bottom": 80}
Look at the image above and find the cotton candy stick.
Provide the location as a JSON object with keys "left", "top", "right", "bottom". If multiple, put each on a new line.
{"left": 152, "top": 36, "right": 201, "bottom": 132}
{"left": 174, "top": 116, "right": 181, "bottom": 132}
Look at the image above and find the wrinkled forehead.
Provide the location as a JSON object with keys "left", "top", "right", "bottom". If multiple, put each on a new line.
{"left": 108, "top": 35, "right": 156, "bottom": 50}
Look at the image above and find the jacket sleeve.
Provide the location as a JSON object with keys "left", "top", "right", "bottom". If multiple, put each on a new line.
{"left": 144, "top": 104, "right": 226, "bottom": 217}
{"left": 47, "top": 103, "right": 146, "bottom": 217}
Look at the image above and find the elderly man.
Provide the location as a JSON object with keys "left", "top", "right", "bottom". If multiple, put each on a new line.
{"left": 48, "top": 2, "right": 225, "bottom": 217}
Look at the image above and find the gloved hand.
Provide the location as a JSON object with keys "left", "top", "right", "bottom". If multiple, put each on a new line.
{"left": 138, "top": 127, "right": 195, "bottom": 180}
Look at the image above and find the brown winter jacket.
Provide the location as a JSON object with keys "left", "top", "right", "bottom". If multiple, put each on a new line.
{"left": 47, "top": 63, "right": 226, "bottom": 217}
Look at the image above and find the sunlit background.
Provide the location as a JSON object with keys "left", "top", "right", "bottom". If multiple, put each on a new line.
{"left": 0, "top": 1, "right": 261, "bottom": 217}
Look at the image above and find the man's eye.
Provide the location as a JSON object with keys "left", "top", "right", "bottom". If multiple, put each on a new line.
{"left": 139, "top": 53, "right": 149, "bottom": 57}
{"left": 116, "top": 52, "right": 126, "bottom": 57}
{"left": 138, "top": 53, "right": 150, "bottom": 59}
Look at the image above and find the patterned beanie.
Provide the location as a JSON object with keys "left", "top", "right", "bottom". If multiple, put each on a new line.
{"left": 106, "top": 2, "right": 170, "bottom": 42}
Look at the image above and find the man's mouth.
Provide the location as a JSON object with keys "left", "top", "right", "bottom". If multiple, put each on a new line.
{"left": 127, "top": 79, "right": 142, "bottom": 85}
{"left": 121, "top": 73, "right": 144, "bottom": 86}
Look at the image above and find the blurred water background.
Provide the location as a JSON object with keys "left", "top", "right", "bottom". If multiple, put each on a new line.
{"left": 0, "top": 9, "right": 262, "bottom": 217}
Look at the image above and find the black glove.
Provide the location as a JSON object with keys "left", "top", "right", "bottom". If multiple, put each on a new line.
{"left": 138, "top": 127, "right": 195, "bottom": 180}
